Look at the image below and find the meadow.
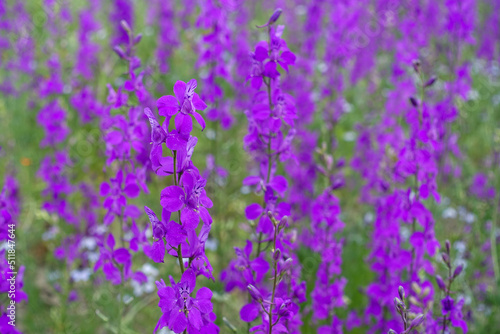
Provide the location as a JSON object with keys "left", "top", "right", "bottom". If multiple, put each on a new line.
{"left": 0, "top": 0, "right": 499, "bottom": 333}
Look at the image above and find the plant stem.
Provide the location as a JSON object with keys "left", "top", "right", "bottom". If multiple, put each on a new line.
{"left": 118, "top": 266, "right": 124, "bottom": 334}
{"left": 491, "top": 191, "right": 500, "bottom": 285}
{"left": 442, "top": 264, "right": 453, "bottom": 334}
{"left": 268, "top": 225, "right": 279, "bottom": 334}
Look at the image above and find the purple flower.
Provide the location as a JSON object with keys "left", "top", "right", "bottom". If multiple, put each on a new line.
{"left": 154, "top": 269, "right": 217, "bottom": 334}
{"left": 100, "top": 170, "right": 141, "bottom": 225}
{"left": 94, "top": 233, "right": 145, "bottom": 285}
{"left": 144, "top": 206, "right": 187, "bottom": 263}
{"left": 157, "top": 79, "right": 208, "bottom": 132}
{"left": 160, "top": 172, "right": 213, "bottom": 230}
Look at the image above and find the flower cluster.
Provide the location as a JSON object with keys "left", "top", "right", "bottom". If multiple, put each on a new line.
{"left": 144, "top": 78, "right": 218, "bottom": 333}
{"left": 435, "top": 240, "right": 467, "bottom": 333}
{"left": 196, "top": 0, "right": 234, "bottom": 129}
{"left": 222, "top": 9, "right": 306, "bottom": 333}
{"left": 95, "top": 21, "right": 151, "bottom": 286}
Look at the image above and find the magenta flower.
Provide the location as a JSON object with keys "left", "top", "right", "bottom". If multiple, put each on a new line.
{"left": 94, "top": 233, "right": 146, "bottom": 285}
{"left": 100, "top": 170, "right": 141, "bottom": 225}
{"left": 157, "top": 79, "right": 208, "bottom": 132}
{"left": 144, "top": 206, "right": 187, "bottom": 263}
{"left": 160, "top": 172, "right": 213, "bottom": 230}
{"left": 154, "top": 269, "right": 217, "bottom": 334}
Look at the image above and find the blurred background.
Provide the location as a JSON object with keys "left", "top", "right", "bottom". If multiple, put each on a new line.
{"left": 0, "top": 0, "right": 499, "bottom": 333}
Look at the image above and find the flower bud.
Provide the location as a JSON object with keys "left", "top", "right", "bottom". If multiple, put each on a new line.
{"left": 247, "top": 285, "right": 262, "bottom": 302}
{"left": 278, "top": 216, "right": 288, "bottom": 231}
{"left": 394, "top": 297, "right": 404, "bottom": 313}
{"left": 120, "top": 20, "right": 131, "bottom": 32}
{"left": 445, "top": 240, "right": 451, "bottom": 254}
{"left": 398, "top": 286, "right": 405, "bottom": 300}
{"left": 268, "top": 8, "right": 282, "bottom": 25}
{"left": 273, "top": 248, "right": 281, "bottom": 262}
{"left": 436, "top": 275, "right": 446, "bottom": 291}
{"left": 409, "top": 314, "right": 425, "bottom": 330}
{"left": 257, "top": 8, "right": 282, "bottom": 28}
{"left": 453, "top": 265, "right": 463, "bottom": 278}
{"left": 133, "top": 33, "right": 142, "bottom": 45}
{"left": 441, "top": 253, "right": 450, "bottom": 267}
{"left": 409, "top": 96, "right": 419, "bottom": 107}
{"left": 424, "top": 76, "right": 437, "bottom": 87}
{"left": 113, "top": 46, "right": 126, "bottom": 59}
{"left": 412, "top": 59, "right": 421, "bottom": 73}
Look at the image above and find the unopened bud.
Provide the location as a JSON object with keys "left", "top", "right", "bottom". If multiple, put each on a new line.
{"left": 133, "top": 33, "right": 142, "bottom": 45}
{"left": 120, "top": 20, "right": 131, "bottom": 32}
{"left": 394, "top": 297, "right": 404, "bottom": 313}
{"left": 247, "top": 285, "right": 262, "bottom": 302}
{"left": 113, "top": 46, "right": 126, "bottom": 59}
{"left": 445, "top": 240, "right": 451, "bottom": 254}
{"left": 441, "top": 253, "right": 450, "bottom": 267}
{"left": 424, "top": 76, "right": 437, "bottom": 87}
{"left": 453, "top": 265, "right": 463, "bottom": 278}
{"left": 398, "top": 286, "right": 405, "bottom": 300}
{"left": 409, "top": 314, "right": 425, "bottom": 330}
{"left": 273, "top": 248, "right": 281, "bottom": 262}
{"left": 412, "top": 59, "right": 421, "bottom": 73}
{"left": 269, "top": 8, "right": 282, "bottom": 25}
{"left": 278, "top": 216, "right": 288, "bottom": 230}
{"left": 257, "top": 8, "right": 283, "bottom": 28}
{"left": 436, "top": 275, "right": 446, "bottom": 291}
{"left": 409, "top": 96, "right": 419, "bottom": 107}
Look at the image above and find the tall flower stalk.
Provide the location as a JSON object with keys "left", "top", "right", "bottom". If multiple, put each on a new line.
{"left": 222, "top": 8, "right": 305, "bottom": 333}
{"left": 144, "top": 77, "right": 218, "bottom": 333}
{"left": 94, "top": 21, "right": 151, "bottom": 333}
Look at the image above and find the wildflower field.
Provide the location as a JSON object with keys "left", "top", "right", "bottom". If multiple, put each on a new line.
{"left": 1, "top": 0, "right": 500, "bottom": 333}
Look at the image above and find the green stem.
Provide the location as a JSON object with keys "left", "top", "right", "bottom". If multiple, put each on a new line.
{"left": 118, "top": 266, "right": 124, "bottom": 334}
{"left": 491, "top": 192, "right": 500, "bottom": 285}
{"left": 268, "top": 226, "right": 279, "bottom": 334}
{"left": 442, "top": 264, "right": 453, "bottom": 334}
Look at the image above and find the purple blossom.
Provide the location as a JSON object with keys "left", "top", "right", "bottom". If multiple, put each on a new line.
{"left": 154, "top": 269, "right": 217, "bottom": 333}
{"left": 157, "top": 79, "right": 208, "bottom": 132}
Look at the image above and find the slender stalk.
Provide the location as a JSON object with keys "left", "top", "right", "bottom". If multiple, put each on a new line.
{"left": 118, "top": 265, "right": 124, "bottom": 334}
{"left": 491, "top": 190, "right": 500, "bottom": 285}
{"left": 268, "top": 225, "right": 279, "bottom": 334}
{"left": 441, "top": 264, "right": 452, "bottom": 334}
{"left": 409, "top": 70, "right": 425, "bottom": 281}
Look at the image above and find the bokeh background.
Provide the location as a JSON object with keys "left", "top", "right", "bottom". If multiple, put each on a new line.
{"left": 1, "top": 0, "right": 499, "bottom": 333}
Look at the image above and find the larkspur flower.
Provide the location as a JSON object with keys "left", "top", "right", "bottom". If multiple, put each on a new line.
{"left": 157, "top": 79, "right": 208, "bottom": 132}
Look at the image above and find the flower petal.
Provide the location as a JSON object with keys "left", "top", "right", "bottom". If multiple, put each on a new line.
{"left": 173, "top": 80, "right": 187, "bottom": 102}
{"left": 181, "top": 207, "right": 199, "bottom": 230}
{"left": 192, "top": 93, "right": 207, "bottom": 110}
{"left": 193, "top": 111, "right": 206, "bottom": 130}
{"left": 240, "top": 303, "right": 260, "bottom": 322}
{"left": 150, "top": 239, "right": 165, "bottom": 263}
{"left": 160, "top": 186, "right": 185, "bottom": 211}
{"left": 157, "top": 95, "right": 179, "bottom": 116}
{"left": 245, "top": 203, "right": 263, "bottom": 220}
